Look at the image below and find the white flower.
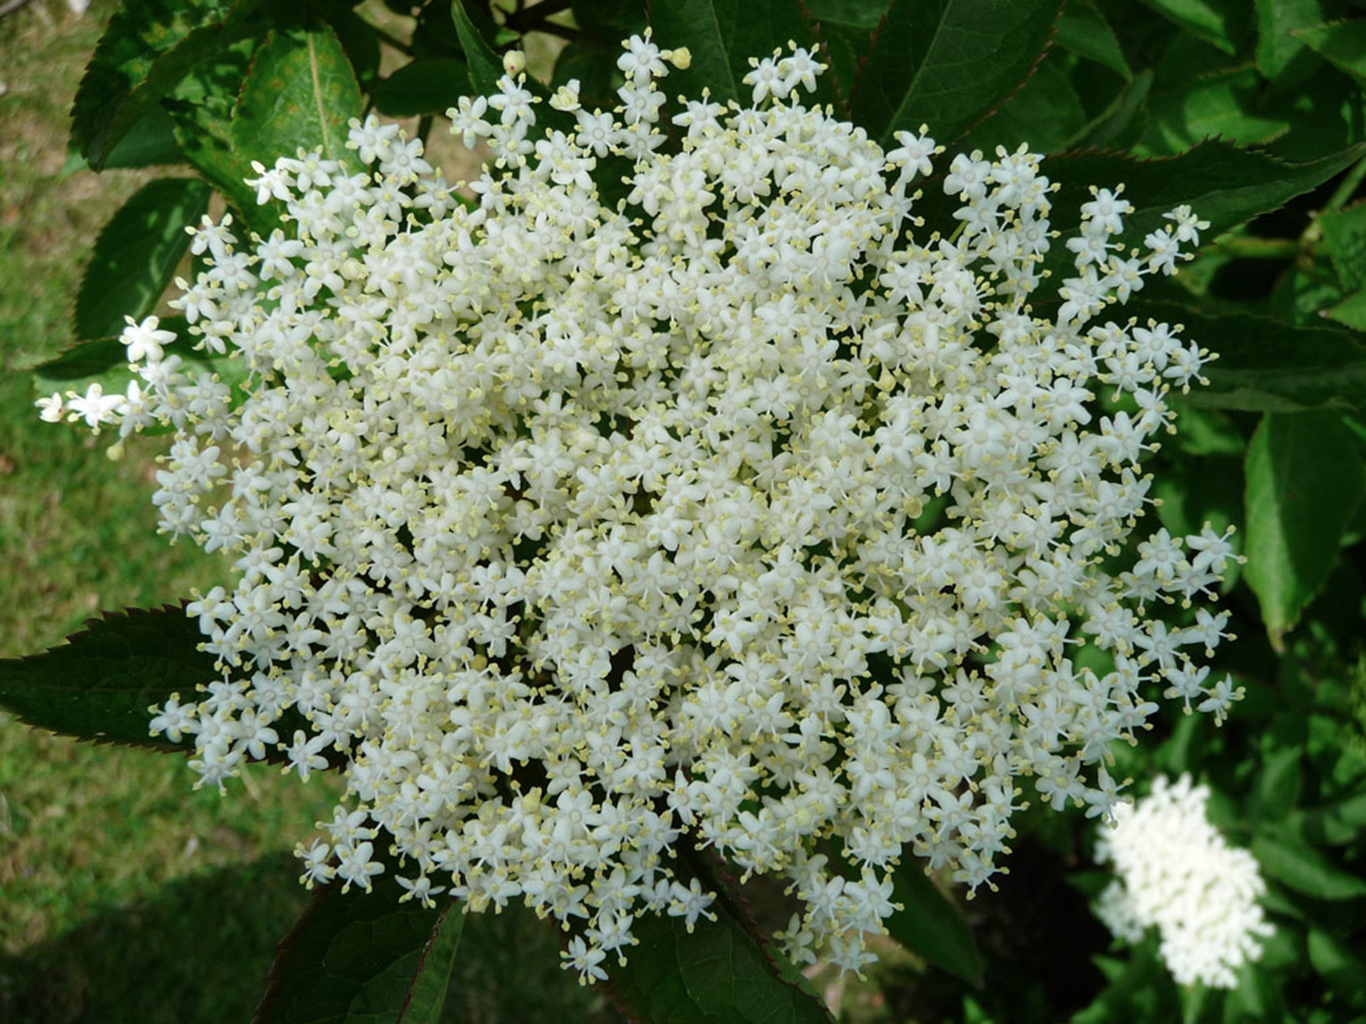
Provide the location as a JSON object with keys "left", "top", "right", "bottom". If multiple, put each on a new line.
{"left": 1095, "top": 775, "right": 1273, "bottom": 989}
{"left": 48, "top": 33, "right": 1231, "bottom": 982}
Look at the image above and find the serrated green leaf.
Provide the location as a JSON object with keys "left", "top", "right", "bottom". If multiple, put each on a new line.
{"left": 1254, "top": 0, "right": 1324, "bottom": 79}
{"left": 70, "top": 0, "right": 261, "bottom": 167}
{"left": 646, "top": 0, "right": 820, "bottom": 107}
{"left": 252, "top": 879, "right": 464, "bottom": 1024}
{"left": 607, "top": 853, "right": 834, "bottom": 1024}
{"left": 961, "top": 53, "right": 1086, "bottom": 155}
{"left": 1252, "top": 829, "right": 1366, "bottom": 900}
{"left": 1125, "top": 299, "right": 1366, "bottom": 414}
{"left": 1244, "top": 412, "right": 1365, "bottom": 648}
{"left": 1294, "top": 21, "right": 1366, "bottom": 84}
{"left": 1321, "top": 201, "right": 1366, "bottom": 292}
{"left": 66, "top": 105, "right": 184, "bottom": 173}
{"left": 885, "top": 862, "right": 984, "bottom": 985}
{"left": 1056, "top": 0, "right": 1132, "bottom": 79}
{"left": 0, "top": 605, "right": 213, "bottom": 751}
{"left": 1142, "top": 0, "right": 1249, "bottom": 56}
{"left": 74, "top": 178, "right": 210, "bottom": 342}
{"left": 232, "top": 25, "right": 362, "bottom": 171}
{"left": 371, "top": 59, "right": 472, "bottom": 117}
{"left": 852, "top": 0, "right": 1064, "bottom": 147}
{"left": 323, "top": 3, "right": 384, "bottom": 88}
{"left": 1034, "top": 142, "right": 1366, "bottom": 285}
{"left": 1325, "top": 290, "right": 1366, "bottom": 330}
{"left": 1140, "top": 66, "right": 1291, "bottom": 157}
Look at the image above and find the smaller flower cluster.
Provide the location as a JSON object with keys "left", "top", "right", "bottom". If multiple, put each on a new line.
{"left": 1094, "top": 774, "right": 1273, "bottom": 988}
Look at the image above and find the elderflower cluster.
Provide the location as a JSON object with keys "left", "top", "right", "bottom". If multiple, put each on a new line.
{"left": 1094, "top": 775, "right": 1272, "bottom": 988}
{"left": 43, "top": 34, "right": 1242, "bottom": 979}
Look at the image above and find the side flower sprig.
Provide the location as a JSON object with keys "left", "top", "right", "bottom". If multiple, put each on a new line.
{"left": 44, "top": 33, "right": 1239, "bottom": 980}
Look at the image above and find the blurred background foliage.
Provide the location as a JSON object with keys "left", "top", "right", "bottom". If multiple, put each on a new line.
{"left": 1, "top": 0, "right": 1365, "bottom": 1021}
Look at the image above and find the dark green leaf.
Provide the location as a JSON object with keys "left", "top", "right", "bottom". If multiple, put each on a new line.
{"left": 1055, "top": 0, "right": 1132, "bottom": 79}
{"left": 1074, "top": 67, "right": 1153, "bottom": 150}
{"left": 70, "top": 0, "right": 261, "bottom": 167}
{"left": 1321, "top": 201, "right": 1366, "bottom": 292}
{"left": 232, "top": 25, "right": 363, "bottom": 171}
{"left": 1254, "top": 0, "right": 1323, "bottom": 79}
{"left": 852, "top": 0, "right": 1064, "bottom": 147}
{"left": 1307, "top": 929, "right": 1366, "bottom": 1004}
{"left": 67, "top": 105, "right": 184, "bottom": 172}
{"left": 371, "top": 59, "right": 471, "bottom": 117}
{"left": 74, "top": 177, "right": 210, "bottom": 342}
{"left": 451, "top": 0, "right": 508, "bottom": 96}
{"left": 646, "top": 0, "right": 819, "bottom": 107}
{"left": 323, "top": 3, "right": 384, "bottom": 88}
{"left": 885, "top": 862, "right": 984, "bottom": 986}
{"left": 1142, "top": 0, "right": 1249, "bottom": 56}
{"left": 960, "top": 53, "right": 1086, "bottom": 154}
{"left": 1252, "top": 745, "right": 1303, "bottom": 821}
{"left": 164, "top": 34, "right": 266, "bottom": 226}
{"left": 607, "top": 852, "right": 834, "bottom": 1024}
{"left": 572, "top": 0, "right": 649, "bottom": 36}
{"left": 253, "top": 880, "right": 464, "bottom": 1024}
{"left": 1252, "top": 829, "right": 1366, "bottom": 900}
{"left": 1244, "top": 411, "right": 1366, "bottom": 647}
{"left": 810, "top": 19, "right": 874, "bottom": 113}
{"left": 1123, "top": 299, "right": 1366, "bottom": 413}
{"left": 0, "top": 605, "right": 213, "bottom": 751}
{"left": 806, "top": 0, "right": 889, "bottom": 28}
{"left": 1034, "top": 142, "right": 1366, "bottom": 285}
{"left": 1294, "top": 20, "right": 1366, "bottom": 84}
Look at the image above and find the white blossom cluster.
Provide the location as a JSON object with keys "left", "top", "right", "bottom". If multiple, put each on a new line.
{"left": 41, "top": 35, "right": 1243, "bottom": 979}
{"left": 1094, "top": 774, "right": 1272, "bottom": 988}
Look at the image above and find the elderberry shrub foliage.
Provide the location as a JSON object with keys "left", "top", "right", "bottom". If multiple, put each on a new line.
{"left": 6, "top": 1, "right": 1366, "bottom": 1022}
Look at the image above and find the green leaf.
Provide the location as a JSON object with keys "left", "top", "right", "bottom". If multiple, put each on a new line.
{"left": 70, "top": 0, "right": 261, "bottom": 167}
{"left": 253, "top": 880, "right": 465, "bottom": 1024}
{"left": 323, "top": 3, "right": 384, "bottom": 89}
{"left": 1321, "top": 201, "right": 1366, "bottom": 292}
{"left": 1141, "top": 0, "right": 1249, "bottom": 56}
{"left": 163, "top": 34, "right": 265, "bottom": 225}
{"left": 1325, "top": 290, "right": 1366, "bottom": 331}
{"left": 884, "top": 862, "right": 984, "bottom": 986}
{"left": 607, "top": 853, "right": 835, "bottom": 1024}
{"left": 806, "top": 0, "right": 889, "bottom": 28}
{"left": 1251, "top": 829, "right": 1366, "bottom": 900}
{"left": 852, "top": 0, "right": 1064, "bottom": 146}
{"left": 961, "top": 53, "right": 1086, "bottom": 155}
{"left": 66, "top": 105, "right": 184, "bottom": 173}
{"left": 1123, "top": 299, "right": 1366, "bottom": 413}
{"left": 1244, "top": 412, "right": 1366, "bottom": 648}
{"left": 1307, "top": 929, "right": 1366, "bottom": 1004}
{"left": 371, "top": 59, "right": 472, "bottom": 117}
{"left": 1035, "top": 142, "right": 1366, "bottom": 285}
{"left": 646, "top": 0, "right": 819, "bottom": 107}
{"left": 1254, "top": 0, "right": 1324, "bottom": 79}
{"left": 451, "top": 0, "right": 509, "bottom": 96}
{"left": 232, "top": 25, "right": 363, "bottom": 171}
{"left": 1140, "top": 66, "right": 1292, "bottom": 156}
{"left": 1252, "top": 745, "right": 1303, "bottom": 819}
{"left": 0, "top": 605, "right": 213, "bottom": 751}
{"left": 1055, "top": 0, "right": 1132, "bottom": 79}
{"left": 73, "top": 177, "right": 210, "bottom": 342}
{"left": 1294, "top": 21, "right": 1366, "bottom": 85}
